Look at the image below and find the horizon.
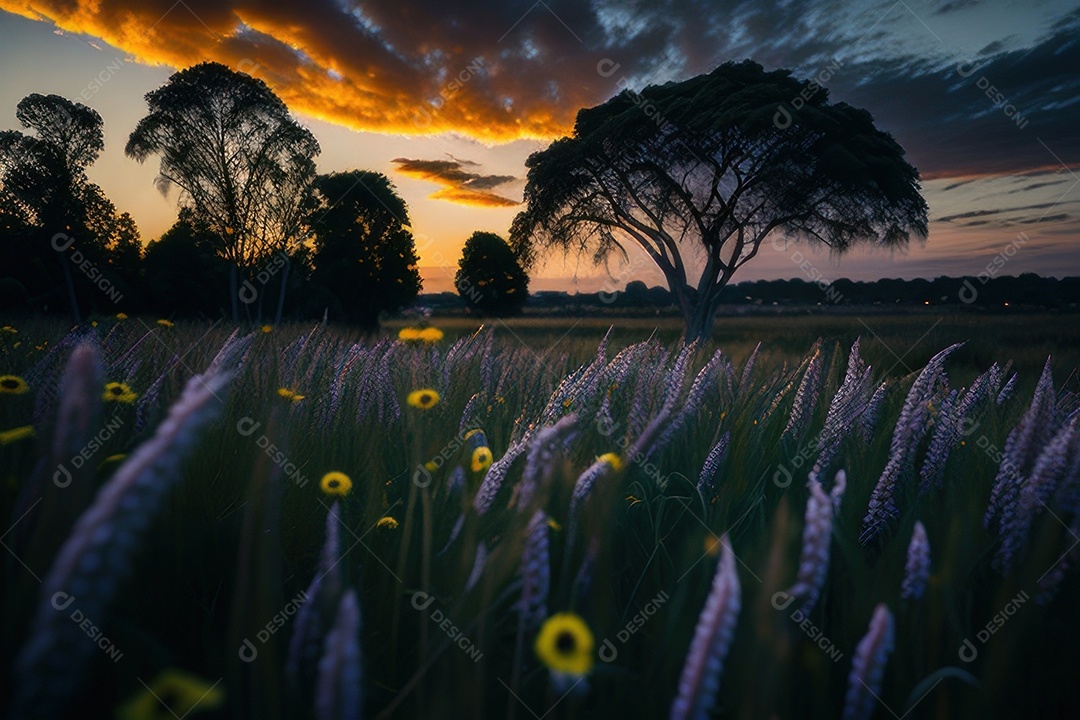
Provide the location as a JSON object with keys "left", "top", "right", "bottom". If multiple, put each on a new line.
{"left": 1, "top": 0, "right": 1078, "bottom": 293}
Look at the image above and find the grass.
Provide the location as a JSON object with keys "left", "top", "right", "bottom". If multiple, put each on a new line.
{"left": 1, "top": 312, "right": 1079, "bottom": 719}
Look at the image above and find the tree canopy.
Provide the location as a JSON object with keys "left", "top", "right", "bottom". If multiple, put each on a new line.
{"left": 307, "top": 171, "right": 423, "bottom": 329}
{"left": 455, "top": 231, "right": 529, "bottom": 316}
{"left": 510, "top": 60, "right": 928, "bottom": 339}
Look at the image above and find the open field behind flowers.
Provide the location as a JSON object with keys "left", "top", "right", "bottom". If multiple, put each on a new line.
{"left": 2, "top": 313, "right": 1080, "bottom": 720}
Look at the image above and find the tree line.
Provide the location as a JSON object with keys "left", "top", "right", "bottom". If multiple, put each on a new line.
{"left": 0, "top": 63, "right": 528, "bottom": 327}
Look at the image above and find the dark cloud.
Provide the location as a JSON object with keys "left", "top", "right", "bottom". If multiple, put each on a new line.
{"left": 392, "top": 157, "right": 519, "bottom": 207}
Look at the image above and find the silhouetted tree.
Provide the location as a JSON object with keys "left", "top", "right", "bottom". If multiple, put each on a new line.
{"left": 0, "top": 93, "right": 110, "bottom": 320}
{"left": 142, "top": 208, "right": 229, "bottom": 317}
{"left": 306, "top": 171, "right": 421, "bottom": 330}
{"left": 455, "top": 231, "right": 528, "bottom": 315}
{"left": 511, "top": 60, "right": 928, "bottom": 340}
{"left": 126, "top": 62, "right": 319, "bottom": 320}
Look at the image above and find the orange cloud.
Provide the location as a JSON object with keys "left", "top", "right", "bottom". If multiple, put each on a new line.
{"left": 392, "top": 157, "right": 519, "bottom": 207}
{"left": 0, "top": 0, "right": 618, "bottom": 142}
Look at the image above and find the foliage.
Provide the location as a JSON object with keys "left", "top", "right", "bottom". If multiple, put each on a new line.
{"left": 455, "top": 231, "right": 529, "bottom": 316}
{"left": 510, "top": 60, "right": 929, "bottom": 339}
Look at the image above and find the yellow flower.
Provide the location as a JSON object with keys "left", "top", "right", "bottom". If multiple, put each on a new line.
{"left": 0, "top": 425, "right": 35, "bottom": 445}
{"left": 397, "top": 327, "right": 421, "bottom": 341}
{"left": 261, "top": 325, "right": 273, "bottom": 333}
{"left": 406, "top": 388, "right": 440, "bottom": 410}
{"left": 115, "top": 313, "right": 128, "bottom": 320}
{"left": 156, "top": 319, "right": 174, "bottom": 328}
{"left": 0, "top": 375, "right": 29, "bottom": 395}
{"left": 117, "top": 668, "right": 224, "bottom": 720}
{"left": 1, "top": 325, "right": 16, "bottom": 334}
{"left": 597, "top": 453, "right": 623, "bottom": 472}
{"left": 418, "top": 327, "right": 444, "bottom": 343}
{"left": 471, "top": 446, "right": 493, "bottom": 473}
{"left": 99, "top": 453, "right": 126, "bottom": 470}
{"left": 534, "top": 613, "right": 595, "bottom": 677}
{"left": 547, "top": 518, "right": 562, "bottom": 532}
{"left": 277, "top": 387, "right": 304, "bottom": 402}
{"left": 321, "top": 471, "right": 352, "bottom": 497}
{"left": 103, "top": 382, "right": 138, "bottom": 404}
{"left": 376, "top": 516, "right": 399, "bottom": 530}
{"left": 90, "top": 321, "right": 98, "bottom": 327}
{"left": 424, "top": 460, "right": 439, "bottom": 472}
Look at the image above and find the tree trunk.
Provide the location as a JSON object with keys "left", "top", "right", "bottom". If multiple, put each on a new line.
{"left": 57, "top": 251, "right": 80, "bottom": 324}
{"left": 682, "top": 290, "right": 724, "bottom": 342}
{"left": 274, "top": 260, "right": 289, "bottom": 326}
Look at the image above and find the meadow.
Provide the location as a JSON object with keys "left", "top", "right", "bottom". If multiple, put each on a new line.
{"left": 1, "top": 311, "right": 1079, "bottom": 720}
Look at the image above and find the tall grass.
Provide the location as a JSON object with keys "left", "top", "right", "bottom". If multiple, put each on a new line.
{"left": 1, "top": 314, "right": 1078, "bottom": 719}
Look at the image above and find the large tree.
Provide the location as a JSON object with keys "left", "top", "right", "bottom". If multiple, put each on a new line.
{"left": 0, "top": 94, "right": 110, "bottom": 320}
{"left": 126, "top": 62, "right": 319, "bottom": 320}
{"left": 307, "top": 171, "right": 422, "bottom": 330}
{"left": 510, "top": 60, "right": 928, "bottom": 339}
{"left": 455, "top": 231, "right": 529, "bottom": 316}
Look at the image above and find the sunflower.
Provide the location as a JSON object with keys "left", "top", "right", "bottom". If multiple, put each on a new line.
{"left": 471, "top": 446, "right": 493, "bottom": 473}
{"left": 277, "top": 387, "right": 305, "bottom": 402}
{"left": 320, "top": 471, "right": 352, "bottom": 497}
{"left": 397, "top": 327, "right": 421, "bottom": 341}
{"left": 417, "top": 327, "right": 444, "bottom": 343}
{"left": 534, "top": 612, "right": 595, "bottom": 677}
{"left": 0, "top": 375, "right": 29, "bottom": 395}
{"left": 406, "top": 388, "right": 440, "bottom": 410}
{"left": 376, "top": 516, "right": 399, "bottom": 530}
{"left": 116, "top": 668, "right": 224, "bottom": 720}
{"left": 103, "top": 382, "right": 138, "bottom": 404}
{"left": 156, "top": 319, "right": 174, "bottom": 328}
{"left": 0, "top": 425, "right": 35, "bottom": 445}
{"left": 597, "top": 452, "right": 623, "bottom": 472}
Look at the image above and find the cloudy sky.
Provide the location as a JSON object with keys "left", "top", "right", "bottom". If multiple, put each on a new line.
{"left": 1, "top": 0, "right": 1077, "bottom": 292}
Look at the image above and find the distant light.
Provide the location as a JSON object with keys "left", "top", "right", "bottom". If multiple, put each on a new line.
{"left": 923, "top": 300, "right": 930, "bottom": 305}
{"left": 1004, "top": 302, "right": 1009, "bottom": 307}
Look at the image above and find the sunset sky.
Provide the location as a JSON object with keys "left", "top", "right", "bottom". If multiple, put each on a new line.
{"left": 1, "top": 0, "right": 1077, "bottom": 293}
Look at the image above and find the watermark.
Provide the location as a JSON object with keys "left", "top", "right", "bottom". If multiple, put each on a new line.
{"left": 50, "top": 591, "right": 123, "bottom": 662}
{"left": 771, "top": 591, "right": 844, "bottom": 661}
{"left": 598, "top": 590, "right": 670, "bottom": 662}
{"left": 772, "top": 432, "right": 822, "bottom": 488}
{"left": 958, "top": 589, "right": 1029, "bottom": 662}
{"left": 596, "top": 59, "right": 674, "bottom": 131}
{"left": 54, "top": 415, "right": 124, "bottom": 487}
{"left": 238, "top": 589, "right": 309, "bottom": 661}
{"left": 77, "top": 58, "right": 124, "bottom": 103}
{"left": 773, "top": 58, "right": 844, "bottom": 129}
{"left": 413, "top": 423, "right": 482, "bottom": 487}
{"left": 956, "top": 62, "right": 1030, "bottom": 129}
{"left": 236, "top": 417, "right": 310, "bottom": 487}
{"left": 595, "top": 415, "right": 664, "bottom": 485}
{"left": 410, "top": 591, "right": 483, "bottom": 661}
{"left": 238, "top": 251, "right": 289, "bottom": 304}
{"left": 959, "top": 232, "right": 1029, "bottom": 303}
{"left": 52, "top": 233, "right": 123, "bottom": 304}
{"left": 412, "top": 57, "right": 486, "bottom": 129}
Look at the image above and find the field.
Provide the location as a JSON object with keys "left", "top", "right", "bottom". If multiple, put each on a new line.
{"left": 2, "top": 311, "right": 1079, "bottom": 720}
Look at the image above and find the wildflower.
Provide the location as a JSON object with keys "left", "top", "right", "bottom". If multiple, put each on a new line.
{"left": 423, "top": 460, "right": 439, "bottom": 472}
{"left": 156, "top": 319, "right": 174, "bottom": 328}
{"left": 406, "top": 388, "right": 440, "bottom": 410}
{"left": 375, "top": 516, "right": 399, "bottom": 530}
{"left": 277, "top": 387, "right": 305, "bottom": 402}
{"left": 0, "top": 425, "right": 35, "bottom": 445}
{"left": 315, "top": 590, "right": 362, "bottom": 720}
{"left": 99, "top": 453, "right": 126, "bottom": 470}
{"left": 520, "top": 511, "right": 551, "bottom": 629}
{"left": 547, "top": 518, "right": 562, "bottom": 532}
{"left": 261, "top": 325, "right": 273, "bottom": 333}
{"left": 671, "top": 536, "right": 741, "bottom": 720}
{"left": 901, "top": 521, "right": 931, "bottom": 600}
{"left": 1, "top": 325, "right": 16, "bottom": 333}
{"left": 115, "top": 313, "right": 128, "bottom": 320}
{"left": 786, "top": 478, "right": 833, "bottom": 614}
{"left": 534, "top": 612, "right": 594, "bottom": 677}
{"left": 320, "top": 471, "right": 352, "bottom": 497}
{"left": 471, "top": 446, "right": 493, "bottom": 473}
{"left": 397, "top": 327, "right": 421, "bottom": 341}
{"left": 103, "top": 382, "right": 138, "bottom": 404}
{"left": 117, "top": 668, "right": 224, "bottom": 720}
{"left": 0, "top": 374, "right": 29, "bottom": 395}
{"left": 418, "top": 327, "right": 443, "bottom": 342}
{"left": 597, "top": 452, "right": 622, "bottom": 472}
{"left": 842, "top": 604, "right": 894, "bottom": 720}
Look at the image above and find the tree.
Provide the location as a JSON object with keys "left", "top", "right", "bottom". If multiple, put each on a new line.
{"left": 142, "top": 208, "right": 230, "bottom": 318}
{"left": 307, "top": 171, "right": 422, "bottom": 330}
{"left": 510, "top": 60, "right": 928, "bottom": 339}
{"left": 126, "top": 62, "right": 319, "bottom": 320}
{"left": 455, "top": 231, "right": 528, "bottom": 316}
{"left": 0, "top": 93, "right": 108, "bottom": 320}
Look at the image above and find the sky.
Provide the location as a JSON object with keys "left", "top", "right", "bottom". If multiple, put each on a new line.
{"left": 0, "top": 0, "right": 1077, "bottom": 293}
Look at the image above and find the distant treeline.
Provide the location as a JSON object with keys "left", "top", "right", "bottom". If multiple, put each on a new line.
{"left": 416, "top": 274, "right": 1080, "bottom": 314}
